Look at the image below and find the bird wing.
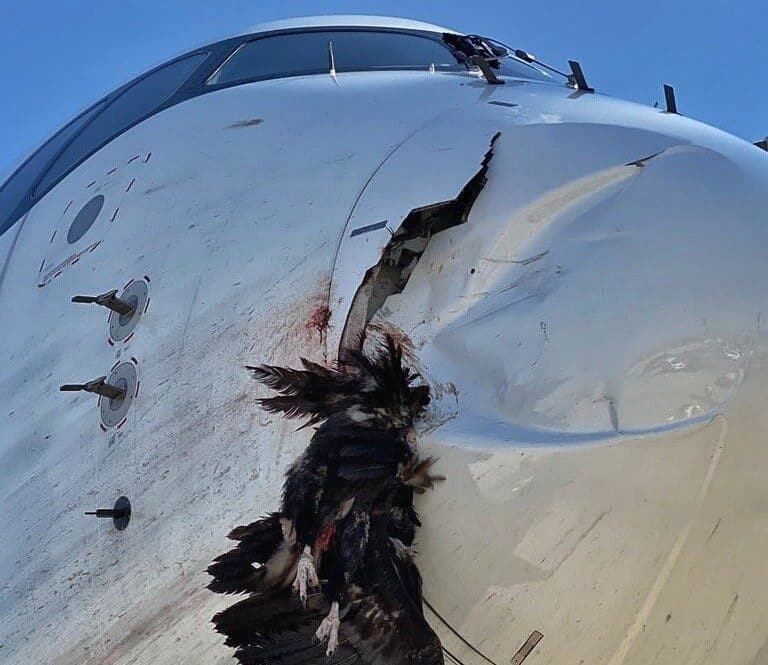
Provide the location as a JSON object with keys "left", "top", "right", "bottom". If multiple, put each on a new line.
{"left": 248, "top": 361, "right": 361, "bottom": 425}
{"left": 207, "top": 513, "right": 297, "bottom": 596}
{"left": 213, "top": 590, "right": 363, "bottom": 665}
{"left": 338, "top": 541, "right": 444, "bottom": 665}
{"left": 331, "top": 426, "right": 409, "bottom": 481}
{"left": 211, "top": 526, "right": 443, "bottom": 665}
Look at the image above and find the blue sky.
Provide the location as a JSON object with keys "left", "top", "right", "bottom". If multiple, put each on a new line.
{"left": 2, "top": 1, "right": 766, "bottom": 179}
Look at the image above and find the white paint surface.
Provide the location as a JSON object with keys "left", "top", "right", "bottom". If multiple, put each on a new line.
{"left": 2, "top": 41, "right": 768, "bottom": 665}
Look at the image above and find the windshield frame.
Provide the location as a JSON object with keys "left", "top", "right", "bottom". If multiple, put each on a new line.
{"left": 205, "top": 27, "right": 469, "bottom": 89}
{"left": 0, "top": 25, "right": 564, "bottom": 239}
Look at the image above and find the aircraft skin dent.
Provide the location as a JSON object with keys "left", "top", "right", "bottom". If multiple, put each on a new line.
{"left": 2, "top": 14, "right": 768, "bottom": 665}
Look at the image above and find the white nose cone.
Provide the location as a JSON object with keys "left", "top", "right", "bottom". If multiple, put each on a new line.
{"left": 374, "top": 116, "right": 768, "bottom": 665}
{"left": 377, "top": 123, "right": 768, "bottom": 444}
{"left": 4, "top": 14, "right": 768, "bottom": 664}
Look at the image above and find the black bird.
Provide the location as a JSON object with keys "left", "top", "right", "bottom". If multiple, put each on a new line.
{"left": 207, "top": 335, "right": 445, "bottom": 664}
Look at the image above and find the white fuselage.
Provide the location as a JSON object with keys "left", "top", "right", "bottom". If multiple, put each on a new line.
{"left": 2, "top": 17, "right": 768, "bottom": 665}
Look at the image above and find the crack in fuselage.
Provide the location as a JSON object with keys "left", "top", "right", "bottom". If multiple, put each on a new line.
{"left": 338, "top": 132, "right": 501, "bottom": 362}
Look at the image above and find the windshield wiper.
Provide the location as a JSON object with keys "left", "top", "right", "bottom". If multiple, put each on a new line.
{"left": 510, "top": 46, "right": 594, "bottom": 92}
{"left": 327, "top": 41, "right": 339, "bottom": 85}
{"left": 469, "top": 54, "right": 504, "bottom": 85}
{"left": 445, "top": 32, "right": 594, "bottom": 92}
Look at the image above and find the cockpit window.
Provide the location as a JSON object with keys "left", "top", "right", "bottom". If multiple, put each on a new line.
{"left": 0, "top": 101, "right": 107, "bottom": 235}
{"left": 442, "top": 33, "right": 555, "bottom": 84}
{"left": 0, "top": 27, "right": 563, "bottom": 239}
{"left": 207, "top": 30, "right": 463, "bottom": 86}
{"left": 33, "top": 52, "right": 208, "bottom": 197}
{"left": 493, "top": 55, "right": 554, "bottom": 82}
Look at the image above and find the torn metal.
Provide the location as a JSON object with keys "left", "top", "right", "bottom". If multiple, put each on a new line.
{"left": 338, "top": 132, "right": 501, "bottom": 360}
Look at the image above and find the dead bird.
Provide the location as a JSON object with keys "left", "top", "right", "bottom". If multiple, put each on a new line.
{"left": 208, "top": 334, "right": 444, "bottom": 664}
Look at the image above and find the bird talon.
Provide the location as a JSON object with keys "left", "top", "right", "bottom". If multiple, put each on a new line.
{"left": 315, "top": 601, "right": 340, "bottom": 657}
{"left": 294, "top": 546, "right": 319, "bottom": 602}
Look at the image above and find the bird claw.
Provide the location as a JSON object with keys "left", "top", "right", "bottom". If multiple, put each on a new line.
{"left": 315, "top": 601, "right": 340, "bottom": 657}
{"left": 293, "top": 546, "right": 320, "bottom": 603}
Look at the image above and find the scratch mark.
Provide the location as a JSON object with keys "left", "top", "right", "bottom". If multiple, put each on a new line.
{"left": 606, "top": 414, "right": 728, "bottom": 665}
{"left": 529, "top": 320, "right": 551, "bottom": 370}
{"left": 702, "top": 594, "right": 739, "bottom": 659}
{"left": 748, "top": 634, "right": 768, "bottom": 664}
{"left": 481, "top": 250, "right": 549, "bottom": 265}
{"left": 707, "top": 518, "right": 721, "bottom": 542}
{"left": 721, "top": 594, "right": 739, "bottom": 631}
{"left": 552, "top": 526, "right": 575, "bottom": 551}
{"left": 473, "top": 266, "right": 550, "bottom": 297}
{"left": 608, "top": 398, "right": 620, "bottom": 432}
{"left": 552, "top": 509, "right": 610, "bottom": 573}
{"left": 180, "top": 275, "right": 204, "bottom": 350}
{"left": 227, "top": 118, "right": 263, "bottom": 128}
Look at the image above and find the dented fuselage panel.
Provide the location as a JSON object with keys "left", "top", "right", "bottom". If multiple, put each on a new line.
{"left": 2, "top": 16, "right": 768, "bottom": 665}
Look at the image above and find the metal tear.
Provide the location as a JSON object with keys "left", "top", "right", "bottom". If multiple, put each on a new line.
{"left": 338, "top": 132, "right": 501, "bottom": 360}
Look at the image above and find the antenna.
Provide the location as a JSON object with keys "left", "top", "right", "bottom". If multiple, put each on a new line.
{"left": 663, "top": 84, "right": 679, "bottom": 114}
{"left": 568, "top": 60, "right": 594, "bottom": 92}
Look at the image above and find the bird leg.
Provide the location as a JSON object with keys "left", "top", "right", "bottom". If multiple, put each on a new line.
{"left": 315, "top": 601, "right": 340, "bottom": 656}
{"left": 280, "top": 517, "right": 296, "bottom": 544}
{"left": 390, "top": 536, "right": 417, "bottom": 560}
{"left": 293, "top": 545, "right": 320, "bottom": 603}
